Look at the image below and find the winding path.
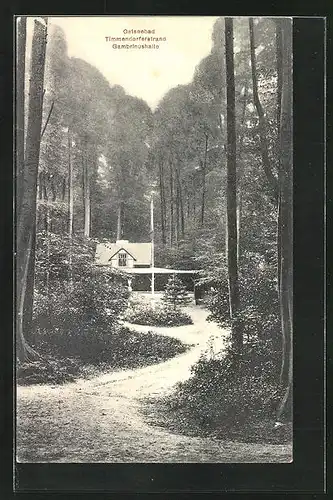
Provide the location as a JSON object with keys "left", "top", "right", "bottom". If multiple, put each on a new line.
{"left": 16, "top": 306, "right": 292, "bottom": 463}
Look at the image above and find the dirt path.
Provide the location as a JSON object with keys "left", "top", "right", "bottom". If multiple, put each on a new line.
{"left": 16, "top": 306, "right": 292, "bottom": 463}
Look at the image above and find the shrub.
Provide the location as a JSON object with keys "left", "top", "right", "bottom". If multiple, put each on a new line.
{"left": 17, "top": 326, "right": 190, "bottom": 385}
{"left": 33, "top": 265, "right": 129, "bottom": 333}
{"left": 204, "top": 254, "right": 281, "bottom": 345}
{"left": 150, "top": 339, "right": 290, "bottom": 444}
{"left": 124, "top": 300, "right": 193, "bottom": 327}
{"left": 162, "top": 275, "right": 192, "bottom": 310}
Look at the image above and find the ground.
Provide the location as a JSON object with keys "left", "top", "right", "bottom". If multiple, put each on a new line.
{"left": 16, "top": 299, "right": 292, "bottom": 463}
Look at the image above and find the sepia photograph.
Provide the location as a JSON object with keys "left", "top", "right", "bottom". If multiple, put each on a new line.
{"left": 15, "top": 15, "right": 293, "bottom": 464}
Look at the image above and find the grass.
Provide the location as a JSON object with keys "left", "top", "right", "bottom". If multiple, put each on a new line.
{"left": 17, "top": 326, "right": 190, "bottom": 386}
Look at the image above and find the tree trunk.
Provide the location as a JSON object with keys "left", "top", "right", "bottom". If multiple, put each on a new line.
{"left": 159, "top": 161, "right": 167, "bottom": 244}
{"left": 17, "top": 18, "right": 47, "bottom": 362}
{"left": 16, "top": 16, "right": 27, "bottom": 217}
{"left": 276, "top": 22, "right": 283, "bottom": 129}
{"left": 175, "top": 181, "right": 180, "bottom": 246}
{"left": 276, "top": 18, "right": 293, "bottom": 420}
{"left": 68, "top": 128, "right": 74, "bottom": 287}
{"left": 236, "top": 81, "right": 249, "bottom": 265}
{"left": 22, "top": 226, "right": 36, "bottom": 344}
{"left": 276, "top": 22, "right": 284, "bottom": 294}
{"left": 225, "top": 17, "right": 242, "bottom": 352}
{"left": 169, "top": 161, "right": 174, "bottom": 247}
{"left": 175, "top": 163, "right": 185, "bottom": 239}
{"left": 236, "top": 192, "right": 242, "bottom": 265}
{"left": 201, "top": 133, "right": 208, "bottom": 226}
{"left": 249, "top": 17, "right": 279, "bottom": 204}
{"left": 82, "top": 152, "right": 90, "bottom": 238}
{"left": 117, "top": 200, "right": 124, "bottom": 240}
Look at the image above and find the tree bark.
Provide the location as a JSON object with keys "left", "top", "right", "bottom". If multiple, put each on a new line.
{"left": 249, "top": 18, "right": 279, "bottom": 204}
{"left": 276, "top": 22, "right": 284, "bottom": 294}
{"left": 82, "top": 149, "right": 90, "bottom": 238}
{"left": 175, "top": 163, "right": 185, "bottom": 239}
{"left": 175, "top": 181, "right": 180, "bottom": 246}
{"left": 276, "top": 22, "right": 283, "bottom": 129}
{"left": 201, "top": 133, "right": 209, "bottom": 227}
{"left": 276, "top": 18, "right": 293, "bottom": 420}
{"left": 169, "top": 161, "right": 174, "bottom": 247}
{"left": 117, "top": 200, "right": 124, "bottom": 240}
{"left": 68, "top": 128, "right": 74, "bottom": 287}
{"left": 16, "top": 16, "right": 27, "bottom": 217}
{"left": 17, "top": 18, "right": 47, "bottom": 361}
{"left": 236, "top": 81, "right": 249, "bottom": 265}
{"left": 158, "top": 161, "right": 167, "bottom": 244}
{"left": 225, "top": 17, "right": 242, "bottom": 352}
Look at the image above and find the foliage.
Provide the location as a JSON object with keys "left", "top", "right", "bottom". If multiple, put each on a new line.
{"left": 33, "top": 231, "right": 130, "bottom": 332}
{"left": 205, "top": 253, "right": 280, "bottom": 346}
{"left": 151, "top": 339, "right": 291, "bottom": 444}
{"left": 124, "top": 298, "right": 193, "bottom": 327}
{"left": 17, "top": 325, "right": 189, "bottom": 385}
{"left": 161, "top": 275, "right": 192, "bottom": 310}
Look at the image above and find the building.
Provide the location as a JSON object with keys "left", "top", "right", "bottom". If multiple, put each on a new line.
{"left": 95, "top": 239, "right": 152, "bottom": 269}
{"left": 95, "top": 239, "right": 201, "bottom": 296}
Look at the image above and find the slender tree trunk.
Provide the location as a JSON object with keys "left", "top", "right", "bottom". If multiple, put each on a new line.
{"left": 117, "top": 200, "right": 124, "bottom": 240}
{"left": 68, "top": 128, "right": 74, "bottom": 287}
{"left": 276, "top": 23, "right": 284, "bottom": 294}
{"left": 82, "top": 148, "right": 90, "bottom": 238}
{"left": 22, "top": 226, "right": 36, "bottom": 344}
{"left": 236, "top": 81, "right": 249, "bottom": 265}
{"left": 249, "top": 17, "right": 279, "bottom": 204}
{"left": 225, "top": 17, "right": 242, "bottom": 352}
{"left": 236, "top": 193, "right": 242, "bottom": 265}
{"left": 159, "top": 161, "right": 167, "bottom": 244}
{"left": 51, "top": 177, "right": 56, "bottom": 201}
{"left": 276, "top": 18, "right": 293, "bottom": 420}
{"left": 175, "top": 163, "right": 185, "bottom": 239}
{"left": 17, "top": 18, "right": 47, "bottom": 361}
{"left": 169, "top": 161, "right": 174, "bottom": 247}
{"left": 201, "top": 133, "right": 209, "bottom": 226}
{"left": 175, "top": 181, "right": 180, "bottom": 246}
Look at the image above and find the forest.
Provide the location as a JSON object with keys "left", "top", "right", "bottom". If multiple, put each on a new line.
{"left": 16, "top": 16, "right": 292, "bottom": 448}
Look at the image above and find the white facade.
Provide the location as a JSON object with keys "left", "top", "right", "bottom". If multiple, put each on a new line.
{"left": 95, "top": 239, "right": 152, "bottom": 268}
{"left": 109, "top": 250, "right": 135, "bottom": 269}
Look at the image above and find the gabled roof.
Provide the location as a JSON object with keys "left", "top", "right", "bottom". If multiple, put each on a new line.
{"left": 108, "top": 247, "right": 137, "bottom": 261}
{"left": 95, "top": 241, "right": 152, "bottom": 266}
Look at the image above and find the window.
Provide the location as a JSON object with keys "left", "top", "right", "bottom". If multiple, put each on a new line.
{"left": 118, "top": 252, "right": 127, "bottom": 267}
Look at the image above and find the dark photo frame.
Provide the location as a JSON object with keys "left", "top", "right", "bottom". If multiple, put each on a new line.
{"left": 0, "top": 3, "right": 326, "bottom": 496}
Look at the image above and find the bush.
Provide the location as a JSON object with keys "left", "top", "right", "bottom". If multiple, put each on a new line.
{"left": 124, "top": 300, "right": 193, "bottom": 327}
{"left": 17, "top": 326, "right": 190, "bottom": 385}
{"left": 161, "top": 275, "right": 192, "bottom": 310}
{"left": 33, "top": 265, "right": 129, "bottom": 333}
{"left": 205, "top": 254, "right": 281, "bottom": 344}
{"left": 147, "top": 340, "right": 291, "bottom": 444}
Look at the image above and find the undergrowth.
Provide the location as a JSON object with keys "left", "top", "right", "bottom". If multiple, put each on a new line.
{"left": 17, "top": 325, "right": 190, "bottom": 386}
{"left": 142, "top": 340, "right": 292, "bottom": 445}
{"left": 124, "top": 299, "right": 193, "bottom": 327}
